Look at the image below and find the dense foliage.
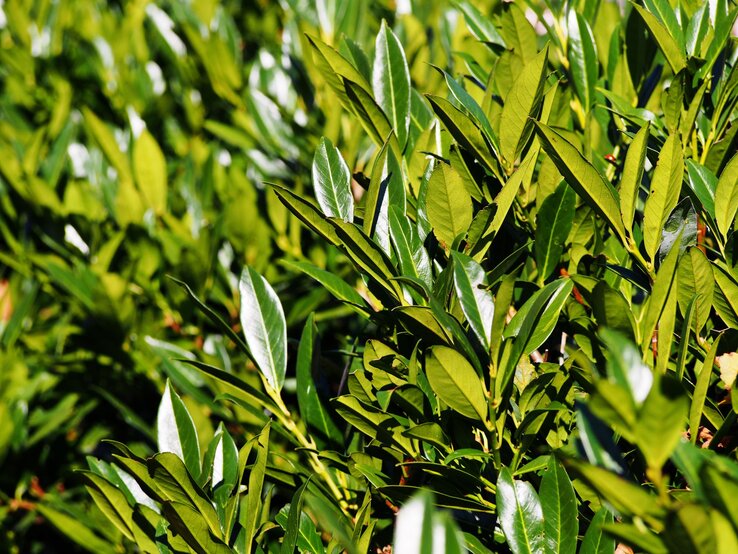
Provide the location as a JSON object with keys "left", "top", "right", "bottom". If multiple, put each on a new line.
{"left": 2, "top": 0, "right": 738, "bottom": 552}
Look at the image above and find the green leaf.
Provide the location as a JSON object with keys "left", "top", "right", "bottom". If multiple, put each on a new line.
{"left": 133, "top": 129, "right": 167, "bottom": 214}
{"left": 243, "top": 424, "right": 270, "bottom": 553}
{"left": 425, "top": 345, "right": 487, "bottom": 422}
{"left": 280, "top": 479, "right": 313, "bottom": 554}
{"left": 271, "top": 183, "right": 340, "bottom": 246}
{"left": 333, "top": 395, "right": 414, "bottom": 453}
{"left": 389, "top": 206, "right": 433, "bottom": 288}
{"left": 281, "top": 259, "right": 368, "bottom": 309}
{"left": 496, "top": 467, "right": 546, "bottom": 554}
{"left": 426, "top": 162, "right": 472, "bottom": 248}
{"left": 344, "top": 79, "right": 397, "bottom": 151}
{"left": 296, "top": 314, "right": 342, "bottom": 443}
{"left": 373, "top": 21, "right": 411, "bottom": 149}
{"left": 643, "top": 0, "right": 686, "bottom": 51}
{"left": 147, "top": 452, "right": 221, "bottom": 536}
{"left": 632, "top": 4, "right": 686, "bottom": 74}
{"left": 426, "top": 94, "right": 498, "bottom": 175}
{"left": 715, "top": 152, "right": 738, "bottom": 241}
{"left": 454, "top": 1, "right": 506, "bottom": 48}
{"left": 364, "top": 136, "right": 404, "bottom": 252}
{"left": 157, "top": 380, "right": 201, "bottom": 483}
{"left": 690, "top": 336, "right": 721, "bottom": 444}
{"left": 204, "top": 424, "right": 238, "bottom": 510}
{"left": 636, "top": 375, "right": 689, "bottom": 469}
{"left": 160, "top": 501, "right": 232, "bottom": 554}
{"left": 499, "top": 46, "right": 548, "bottom": 168}
{"left": 313, "top": 137, "right": 353, "bottom": 222}
{"left": 533, "top": 122, "right": 625, "bottom": 241}
{"left": 306, "top": 34, "right": 372, "bottom": 110}
{"left": 640, "top": 233, "right": 682, "bottom": 352}
{"left": 503, "top": 278, "right": 574, "bottom": 360}
{"left": 662, "top": 504, "right": 716, "bottom": 554}
{"left": 591, "top": 282, "right": 636, "bottom": 340}
{"left": 579, "top": 508, "right": 614, "bottom": 554}
{"left": 452, "top": 251, "right": 495, "bottom": 350}
{"left": 239, "top": 267, "right": 287, "bottom": 391}
{"left": 600, "top": 329, "right": 652, "bottom": 408}
{"left": 540, "top": 458, "right": 578, "bottom": 554}
{"left": 329, "top": 217, "right": 404, "bottom": 302}
{"left": 566, "top": 11, "right": 598, "bottom": 111}
{"left": 535, "top": 181, "right": 576, "bottom": 283}
{"left": 685, "top": 160, "right": 717, "bottom": 222}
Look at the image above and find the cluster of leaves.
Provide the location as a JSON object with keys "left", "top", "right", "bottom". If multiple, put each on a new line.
{"left": 4, "top": 0, "right": 738, "bottom": 552}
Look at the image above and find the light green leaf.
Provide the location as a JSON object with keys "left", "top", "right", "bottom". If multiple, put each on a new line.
{"left": 580, "top": 508, "right": 614, "bottom": 554}
{"left": 373, "top": 21, "right": 411, "bottom": 148}
{"left": 643, "top": 0, "right": 686, "bottom": 51}
{"left": 239, "top": 267, "right": 287, "bottom": 391}
{"left": 243, "top": 424, "right": 270, "bottom": 553}
{"left": 452, "top": 251, "right": 495, "bottom": 350}
{"left": 426, "top": 162, "right": 472, "bottom": 248}
{"left": 499, "top": 46, "right": 548, "bottom": 168}
{"left": 540, "top": 458, "right": 578, "bottom": 554}
{"left": 567, "top": 11, "right": 598, "bottom": 111}
{"left": 619, "top": 123, "right": 650, "bottom": 233}
{"left": 637, "top": 375, "right": 688, "bottom": 469}
{"left": 306, "top": 34, "right": 372, "bottom": 110}
{"left": 690, "top": 336, "right": 721, "bottom": 444}
{"left": 133, "top": 129, "right": 167, "bottom": 214}
{"left": 157, "top": 380, "right": 201, "bottom": 483}
{"left": 715, "top": 153, "right": 738, "bottom": 241}
{"left": 496, "top": 467, "right": 546, "bottom": 554}
{"left": 313, "top": 137, "right": 353, "bottom": 222}
{"left": 364, "top": 136, "right": 404, "bottom": 253}
{"left": 81, "top": 472, "right": 135, "bottom": 541}
{"left": 454, "top": 1, "right": 506, "bottom": 48}
{"left": 643, "top": 134, "right": 684, "bottom": 262}
{"left": 640, "top": 233, "right": 681, "bottom": 352}
{"left": 425, "top": 346, "right": 487, "bottom": 422}
{"left": 160, "top": 501, "right": 231, "bottom": 554}
{"left": 533, "top": 122, "right": 625, "bottom": 242}
{"left": 535, "top": 181, "right": 576, "bottom": 283}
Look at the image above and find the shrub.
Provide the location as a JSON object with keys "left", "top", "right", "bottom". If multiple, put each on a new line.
{"left": 3, "top": 0, "right": 738, "bottom": 552}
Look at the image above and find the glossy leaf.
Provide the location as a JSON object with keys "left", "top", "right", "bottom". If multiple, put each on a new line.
{"left": 425, "top": 346, "right": 487, "bottom": 422}
{"left": 426, "top": 162, "right": 472, "bottom": 248}
{"left": 373, "top": 21, "right": 411, "bottom": 148}
{"left": 313, "top": 137, "right": 353, "bottom": 222}
{"left": 715, "top": 152, "right": 738, "bottom": 241}
{"left": 239, "top": 267, "right": 287, "bottom": 391}
{"left": 157, "top": 380, "right": 201, "bottom": 483}
{"left": 540, "top": 458, "right": 577, "bottom": 554}
{"left": 535, "top": 181, "right": 576, "bottom": 283}
{"left": 496, "top": 467, "right": 546, "bottom": 554}
{"left": 690, "top": 336, "right": 721, "bottom": 444}
{"left": 566, "top": 11, "right": 598, "bottom": 111}
{"left": 452, "top": 251, "right": 494, "bottom": 350}
{"left": 619, "top": 124, "right": 649, "bottom": 234}
{"left": 499, "top": 46, "right": 548, "bottom": 168}
{"left": 534, "top": 122, "right": 626, "bottom": 241}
